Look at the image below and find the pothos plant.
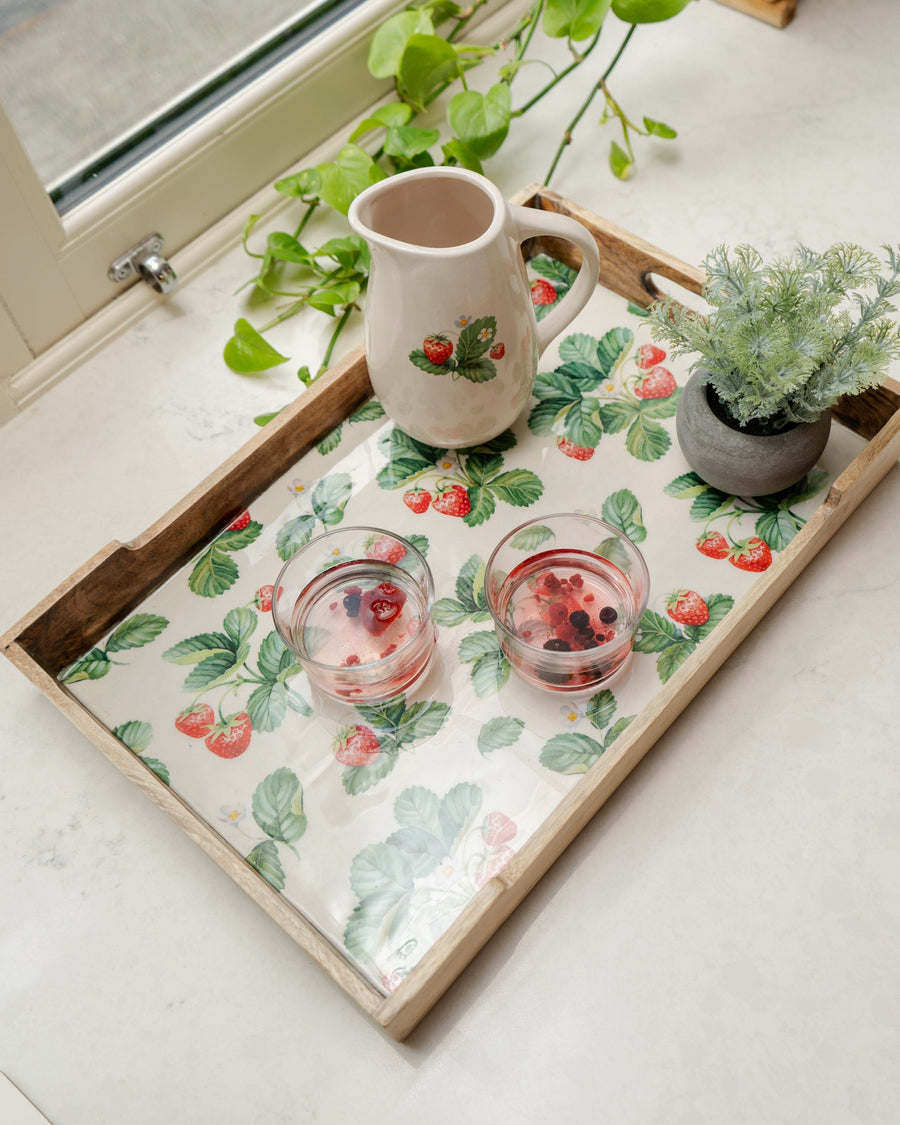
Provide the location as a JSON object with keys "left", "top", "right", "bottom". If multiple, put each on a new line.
{"left": 224, "top": 0, "right": 691, "bottom": 416}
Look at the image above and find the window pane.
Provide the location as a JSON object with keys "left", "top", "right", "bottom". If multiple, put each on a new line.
{"left": 0, "top": 0, "right": 356, "bottom": 208}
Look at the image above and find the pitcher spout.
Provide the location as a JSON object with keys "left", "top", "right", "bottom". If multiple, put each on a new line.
{"left": 348, "top": 167, "right": 505, "bottom": 256}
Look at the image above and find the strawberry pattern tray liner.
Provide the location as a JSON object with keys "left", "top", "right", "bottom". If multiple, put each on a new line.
{"left": 60, "top": 258, "right": 866, "bottom": 996}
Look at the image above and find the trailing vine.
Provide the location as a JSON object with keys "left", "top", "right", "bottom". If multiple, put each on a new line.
{"left": 224, "top": 0, "right": 691, "bottom": 419}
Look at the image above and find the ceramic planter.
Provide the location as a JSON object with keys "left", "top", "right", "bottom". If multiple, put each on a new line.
{"left": 676, "top": 369, "right": 832, "bottom": 496}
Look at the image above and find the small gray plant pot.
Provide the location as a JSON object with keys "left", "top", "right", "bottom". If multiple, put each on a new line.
{"left": 676, "top": 369, "right": 832, "bottom": 496}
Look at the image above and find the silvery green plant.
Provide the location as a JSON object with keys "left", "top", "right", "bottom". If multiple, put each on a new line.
{"left": 649, "top": 243, "right": 900, "bottom": 433}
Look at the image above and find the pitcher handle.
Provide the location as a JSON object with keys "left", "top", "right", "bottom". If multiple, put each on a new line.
{"left": 511, "top": 206, "right": 601, "bottom": 355}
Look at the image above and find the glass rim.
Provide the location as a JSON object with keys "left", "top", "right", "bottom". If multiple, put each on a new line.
{"left": 483, "top": 512, "right": 650, "bottom": 659}
{"left": 271, "top": 525, "right": 435, "bottom": 673}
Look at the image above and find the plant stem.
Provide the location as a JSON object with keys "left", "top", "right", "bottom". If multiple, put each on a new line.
{"left": 542, "top": 23, "right": 637, "bottom": 186}
{"left": 512, "top": 26, "right": 602, "bottom": 117}
{"left": 318, "top": 304, "right": 355, "bottom": 374}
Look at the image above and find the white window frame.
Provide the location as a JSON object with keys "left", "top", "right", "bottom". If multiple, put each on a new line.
{"left": 0, "top": 0, "right": 415, "bottom": 388}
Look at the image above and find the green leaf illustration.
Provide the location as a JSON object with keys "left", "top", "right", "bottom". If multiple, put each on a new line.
{"left": 633, "top": 609, "right": 682, "bottom": 654}
{"left": 377, "top": 428, "right": 445, "bottom": 490}
{"left": 256, "top": 631, "right": 296, "bottom": 681}
{"left": 601, "top": 489, "right": 647, "bottom": 543}
{"left": 188, "top": 548, "right": 240, "bottom": 597}
{"left": 141, "top": 758, "right": 170, "bottom": 786}
{"left": 585, "top": 690, "right": 617, "bottom": 732}
{"left": 755, "top": 508, "right": 804, "bottom": 552}
{"left": 247, "top": 681, "right": 288, "bottom": 733}
{"left": 593, "top": 326, "right": 634, "bottom": 377}
{"left": 386, "top": 825, "right": 447, "bottom": 879}
{"left": 561, "top": 398, "right": 603, "bottom": 448}
{"left": 456, "top": 357, "right": 498, "bottom": 384}
{"left": 433, "top": 597, "right": 475, "bottom": 626}
{"left": 214, "top": 521, "right": 263, "bottom": 553}
{"left": 664, "top": 471, "right": 710, "bottom": 500}
{"left": 311, "top": 473, "right": 353, "bottom": 526}
{"left": 59, "top": 648, "right": 110, "bottom": 683}
{"left": 394, "top": 700, "right": 451, "bottom": 746}
{"left": 457, "top": 629, "right": 511, "bottom": 697}
{"left": 456, "top": 316, "right": 496, "bottom": 364}
{"left": 106, "top": 614, "right": 169, "bottom": 653}
{"left": 246, "top": 840, "right": 285, "bottom": 890}
{"left": 350, "top": 841, "right": 415, "bottom": 900}
{"left": 112, "top": 720, "right": 153, "bottom": 752}
{"left": 163, "top": 632, "right": 232, "bottom": 665}
{"left": 438, "top": 782, "right": 482, "bottom": 853}
{"left": 394, "top": 786, "right": 443, "bottom": 836}
{"left": 224, "top": 607, "right": 257, "bottom": 650}
{"left": 183, "top": 648, "right": 247, "bottom": 692}
{"left": 625, "top": 415, "right": 671, "bottom": 461}
{"left": 488, "top": 468, "right": 544, "bottom": 508}
{"left": 410, "top": 348, "right": 455, "bottom": 375}
{"left": 597, "top": 399, "right": 638, "bottom": 434}
{"left": 689, "top": 488, "right": 733, "bottom": 522}
{"left": 530, "top": 254, "right": 577, "bottom": 287}
{"left": 276, "top": 513, "right": 317, "bottom": 561}
{"left": 657, "top": 640, "right": 695, "bottom": 682}
{"left": 558, "top": 333, "right": 602, "bottom": 366}
{"left": 253, "top": 768, "right": 307, "bottom": 844}
{"left": 637, "top": 389, "right": 680, "bottom": 419}
{"left": 316, "top": 426, "right": 343, "bottom": 455}
{"left": 539, "top": 732, "right": 605, "bottom": 774}
{"left": 509, "top": 523, "right": 555, "bottom": 551}
{"left": 477, "top": 716, "right": 525, "bottom": 756}
{"left": 463, "top": 486, "right": 496, "bottom": 526}
{"left": 344, "top": 888, "right": 407, "bottom": 961}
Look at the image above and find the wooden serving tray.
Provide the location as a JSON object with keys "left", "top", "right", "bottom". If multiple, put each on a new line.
{"left": 4, "top": 187, "right": 899, "bottom": 1041}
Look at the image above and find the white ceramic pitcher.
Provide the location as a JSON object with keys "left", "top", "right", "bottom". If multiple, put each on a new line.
{"left": 348, "top": 167, "right": 601, "bottom": 448}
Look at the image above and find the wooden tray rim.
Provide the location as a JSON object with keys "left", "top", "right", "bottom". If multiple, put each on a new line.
{"left": 5, "top": 185, "right": 900, "bottom": 1040}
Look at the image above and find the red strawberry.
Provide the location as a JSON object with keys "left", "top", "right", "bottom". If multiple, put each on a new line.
{"left": 483, "top": 812, "right": 517, "bottom": 847}
{"left": 334, "top": 724, "right": 380, "bottom": 767}
{"left": 254, "top": 584, "right": 274, "bottom": 612}
{"left": 635, "top": 365, "right": 677, "bottom": 399}
{"left": 530, "top": 278, "right": 557, "bottom": 306}
{"left": 365, "top": 534, "right": 406, "bottom": 565}
{"left": 204, "top": 712, "right": 252, "bottom": 758}
{"left": 489, "top": 342, "right": 506, "bottom": 360}
{"left": 403, "top": 488, "right": 432, "bottom": 514}
{"left": 729, "top": 536, "right": 773, "bottom": 572}
{"left": 665, "top": 589, "right": 710, "bottom": 626}
{"left": 360, "top": 581, "right": 407, "bottom": 636}
{"left": 637, "top": 344, "right": 667, "bottom": 369}
{"left": 432, "top": 483, "right": 471, "bottom": 517}
{"left": 228, "top": 510, "right": 251, "bottom": 531}
{"left": 557, "top": 437, "right": 595, "bottom": 461}
{"left": 696, "top": 531, "right": 729, "bottom": 560}
{"left": 423, "top": 334, "right": 453, "bottom": 365}
{"left": 175, "top": 703, "right": 215, "bottom": 739}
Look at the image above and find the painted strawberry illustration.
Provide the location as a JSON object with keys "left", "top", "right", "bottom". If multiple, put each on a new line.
{"left": 696, "top": 531, "right": 729, "bottom": 560}
{"left": 204, "top": 711, "right": 252, "bottom": 758}
{"left": 254, "top": 584, "right": 274, "bottom": 612}
{"left": 334, "top": 723, "right": 380, "bottom": 767}
{"left": 729, "top": 536, "right": 773, "bottom": 572}
{"left": 423, "top": 334, "right": 453, "bottom": 366}
{"left": 365, "top": 534, "right": 406, "bottom": 565}
{"left": 489, "top": 342, "right": 506, "bottom": 360}
{"left": 174, "top": 703, "right": 215, "bottom": 739}
{"left": 228, "top": 510, "right": 251, "bottom": 531}
{"left": 665, "top": 589, "right": 710, "bottom": 626}
{"left": 403, "top": 488, "right": 432, "bottom": 514}
{"left": 432, "top": 483, "right": 471, "bottom": 517}
{"left": 557, "top": 437, "right": 595, "bottom": 461}
{"left": 634, "top": 365, "right": 677, "bottom": 399}
{"left": 637, "top": 344, "right": 666, "bottom": 369}
{"left": 530, "top": 279, "right": 557, "bottom": 306}
{"left": 482, "top": 812, "right": 517, "bottom": 847}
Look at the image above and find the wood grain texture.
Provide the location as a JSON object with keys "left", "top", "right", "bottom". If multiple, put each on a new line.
{"left": 713, "top": 0, "right": 796, "bottom": 28}
{"left": 5, "top": 187, "right": 898, "bottom": 1041}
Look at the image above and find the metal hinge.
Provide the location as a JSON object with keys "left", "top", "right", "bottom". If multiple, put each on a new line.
{"left": 108, "top": 233, "right": 177, "bottom": 295}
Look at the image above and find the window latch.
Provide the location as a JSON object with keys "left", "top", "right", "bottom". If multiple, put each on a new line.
{"left": 108, "top": 234, "right": 177, "bottom": 295}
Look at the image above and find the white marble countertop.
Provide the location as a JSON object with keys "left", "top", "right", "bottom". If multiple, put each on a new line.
{"left": 2, "top": 1, "right": 899, "bottom": 1121}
